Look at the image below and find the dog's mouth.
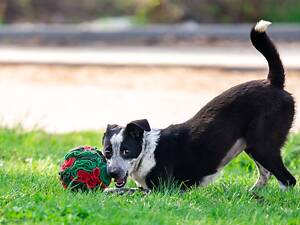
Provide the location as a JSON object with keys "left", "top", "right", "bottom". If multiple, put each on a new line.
{"left": 114, "top": 173, "right": 128, "bottom": 188}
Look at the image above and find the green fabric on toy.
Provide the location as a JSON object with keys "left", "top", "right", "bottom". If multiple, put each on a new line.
{"left": 59, "top": 146, "right": 111, "bottom": 191}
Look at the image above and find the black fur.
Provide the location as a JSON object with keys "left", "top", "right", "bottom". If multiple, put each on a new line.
{"left": 250, "top": 26, "right": 285, "bottom": 89}
{"left": 125, "top": 119, "right": 151, "bottom": 141}
{"left": 146, "top": 79, "right": 295, "bottom": 188}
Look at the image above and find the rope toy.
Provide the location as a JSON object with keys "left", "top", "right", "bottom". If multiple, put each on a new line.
{"left": 59, "top": 146, "right": 111, "bottom": 191}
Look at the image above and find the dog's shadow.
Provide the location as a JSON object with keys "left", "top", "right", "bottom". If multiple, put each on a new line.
{"left": 105, "top": 187, "right": 271, "bottom": 207}
{"left": 104, "top": 187, "right": 151, "bottom": 195}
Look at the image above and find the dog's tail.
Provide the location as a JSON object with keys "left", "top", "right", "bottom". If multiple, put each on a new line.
{"left": 250, "top": 20, "right": 285, "bottom": 89}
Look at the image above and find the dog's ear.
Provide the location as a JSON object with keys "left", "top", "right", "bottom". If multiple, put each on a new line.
{"left": 125, "top": 119, "right": 151, "bottom": 140}
{"left": 106, "top": 124, "right": 119, "bottom": 131}
{"left": 102, "top": 124, "right": 119, "bottom": 144}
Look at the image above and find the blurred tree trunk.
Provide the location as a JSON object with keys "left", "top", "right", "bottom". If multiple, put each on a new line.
{"left": 2, "top": 0, "right": 21, "bottom": 23}
{"left": 138, "top": 0, "right": 184, "bottom": 23}
{"left": 0, "top": 0, "right": 7, "bottom": 22}
{"left": 176, "top": 0, "right": 267, "bottom": 23}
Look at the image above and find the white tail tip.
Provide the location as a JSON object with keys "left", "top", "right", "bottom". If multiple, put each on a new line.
{"left": 254, "top": 20, "right": 272, "bottom": 33}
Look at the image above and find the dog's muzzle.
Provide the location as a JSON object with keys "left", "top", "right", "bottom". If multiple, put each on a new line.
{"left": 107, "top": 166, "right": 128, "bottom": 188}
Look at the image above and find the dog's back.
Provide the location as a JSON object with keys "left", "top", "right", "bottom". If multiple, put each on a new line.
{"left": 164, "top": 20, "right": 296, "bottom": 189}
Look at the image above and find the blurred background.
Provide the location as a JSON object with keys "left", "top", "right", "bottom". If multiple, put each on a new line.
{"left": 0, "top": 0, "right": 300, "bottom": 132}
{"left": 1, "top": 0, "right": 300, "bottom": 24}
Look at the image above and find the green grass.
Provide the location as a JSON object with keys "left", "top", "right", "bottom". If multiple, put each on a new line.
{"left": 1, "top": 127, "right": 300, "bottom": 225}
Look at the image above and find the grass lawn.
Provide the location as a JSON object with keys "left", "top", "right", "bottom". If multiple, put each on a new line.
{"left": 1, "top": 127, "right": 300, "bottom": 225}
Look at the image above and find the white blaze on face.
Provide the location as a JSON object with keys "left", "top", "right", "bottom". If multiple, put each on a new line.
{"left": 108, "top": 129, "right": 130, "bottom": 177}
{"left": 110, "top": 129, "right": 124, "bottom": 156}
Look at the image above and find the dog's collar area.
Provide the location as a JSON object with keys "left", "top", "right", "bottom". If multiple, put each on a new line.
{"left": 131, "top": 129, "right": 160, "bottom": 173}
{"left": 128, "top": 129, "right": 161, "bottom": 189}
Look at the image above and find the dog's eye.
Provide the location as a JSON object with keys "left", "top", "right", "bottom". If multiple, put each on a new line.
{"left": 104, "top": 146, "right": 113, "bottom": 158}
{"left": 121, "top": 149, "right": 130, "bottom": 155}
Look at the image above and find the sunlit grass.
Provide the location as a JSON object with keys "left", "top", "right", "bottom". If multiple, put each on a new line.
{"left": 1, "top": 127, "right": 300, "bottom": 224}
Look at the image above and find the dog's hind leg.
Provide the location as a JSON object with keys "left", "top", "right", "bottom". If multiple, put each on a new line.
{"left": 245, "top": 109, "right": 296, "bottom": 190}
{"left": 247, "top": 150, "right": 296, "bottom": 190}
{"left": 248, "top": 157, "right": 271, "bottom": 191}
{"left": 245, "top": 134, "right": 296, "bottom": 190}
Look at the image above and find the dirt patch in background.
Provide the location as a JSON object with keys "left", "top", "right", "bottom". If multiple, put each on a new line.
{"left": 1, "top": 64, "right": 299, "bottom": 132}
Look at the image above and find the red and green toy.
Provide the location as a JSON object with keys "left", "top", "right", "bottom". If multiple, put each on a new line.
{"left": 59, "top": 146, "right": 111, "bottom": 191}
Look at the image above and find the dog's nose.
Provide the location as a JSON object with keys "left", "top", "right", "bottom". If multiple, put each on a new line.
{"left": 107, "top": 167, "right": 121, "bottom": 179}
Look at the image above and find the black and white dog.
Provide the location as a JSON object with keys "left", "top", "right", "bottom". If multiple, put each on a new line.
{"left": 102, "top": 20, "right": 296, "bottom": 191}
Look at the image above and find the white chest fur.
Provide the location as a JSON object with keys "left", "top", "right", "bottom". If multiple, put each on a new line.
{"left": 129, "top": 129, "right": 161, "bottom": 189}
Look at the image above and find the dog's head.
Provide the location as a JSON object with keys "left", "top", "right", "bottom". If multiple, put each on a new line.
{"left": 102, "top": 119, "right": 151, "bottom": 188}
